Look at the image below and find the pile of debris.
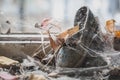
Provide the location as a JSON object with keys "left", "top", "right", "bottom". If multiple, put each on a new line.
{"left": 0, "top": 6, "right": 120, "bottom": 80}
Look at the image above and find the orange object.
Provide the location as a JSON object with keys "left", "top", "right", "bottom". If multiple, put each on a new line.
{"left": 114, "top": 30, "right": 120, "bottom": 38}
{"left": 105, "top": 19, "right": 120, "bottom": 38}
{"left": 57, "top": 25, "right": 79, "bottom": 39}
{"left": 49, "top": 26, "right": 79, "bottom": 51}
{"left": 106, "top": 19, "right": 116, "bottom": 33}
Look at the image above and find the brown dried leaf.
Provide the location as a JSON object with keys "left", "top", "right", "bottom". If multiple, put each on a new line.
{"left": 0, "top": 56, "right": 19, "bottom": 66}
{"left": 114, "top": 30, "right": 120, "bottom": 38}
{"left": 106, "top": 19, "right": 116, "bottom": 33}
{"left": 57, "top": 25, "right": 79, "bottom": 39}
{"left": 48, "top": 26, "right": 79, "bottom": 51}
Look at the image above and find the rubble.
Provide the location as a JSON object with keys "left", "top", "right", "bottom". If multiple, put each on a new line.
{"left": 0, "top": 6, "right": 120, "bottom": 80}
